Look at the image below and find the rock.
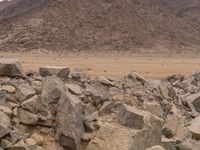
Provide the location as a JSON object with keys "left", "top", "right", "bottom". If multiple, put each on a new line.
{"left": 86, "top": 118, "right": 163, "bottom": 150}
{"left": 97, "top": 76, "right": 114, "bottom": 86}
{"left": 185, "top": 92, "right": 200, "bottom": 115}
{"left": 41, "top": 76, "right": 66, "bottom": 116}
{"left": 145, "top": 145, "right": 166, "bottom": 150}
{"left": 0, "top": 59, "right": 24, "bottom": 77}
{"left": 118, "top": 104, "right": 146, "bottom": 129}
{"left": 128, "top": 72, "right": 147, "bottom": 84}
{"left": 188, "top": 115, "right": 200, "bottom": 140}
{"left": 85, "top": 83, "right": 110, "bottom": 106}
{"left": 31, "top": 133, "right": 44, "bottom": 146}
{"left": 39, "top": 66, "right": 70, "bottom": 80}
{"left": 21, "top": 95, "right": 40, "bottom": 113}
{"left": 99, "top": 101, "right": 116, "bottom": 116}
{"left": 1, "top": 139, "right": 12, "bottom": 149}
{"left": 7, "top": 140, "right": 27, "bottom": 150}
{"left": 0, "top": 111, "right": 10, "bottom": 138}
{"left": 71, "top": 68, "right": 86, "bottom": 81}
{"left": 164, "top": 113, "right": 189, "bottom": 140}
{"left": 176, "top": 138, "right": 200, "bottom": 150}
{"left": 25, "top": 138, "right": 37, "bottom": 146}
{"left": 16, "top": 83, "right": 36, "bottom": 102}
{"left": 143, "top": 101, "right": 164, "bottom": 118}
{"left": 66, "top": 83, "right": 83, "bottom": 95}
{"left": 0, "top": 84, "right": 16, "bottom": 93}
{"left": 0, "top": 105, "right": 12, "bottom": 117}
{"left": 18, "top": 108, "right": 38, "bottom": 125}
{"left": 10, "top": 129, "right": 29, "bottom": 143}
{"left": 56, "top": 93, "right": 84, "bottom": 150}
{"left": 161, "top": 138, "right": 176, "bottom": 150}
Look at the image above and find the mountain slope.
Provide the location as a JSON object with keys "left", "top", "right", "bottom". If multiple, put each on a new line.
{"left": 0, "top": 0, "right": 200, "bottom": 52}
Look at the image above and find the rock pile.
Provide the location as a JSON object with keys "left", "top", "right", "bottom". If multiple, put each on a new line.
{"left": 0, "top": 60, "right": 200, "bottom": 150}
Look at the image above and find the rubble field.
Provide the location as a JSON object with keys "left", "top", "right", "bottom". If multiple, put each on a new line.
{"left": 0, "top": 59, "right": 200, "bottom": 150}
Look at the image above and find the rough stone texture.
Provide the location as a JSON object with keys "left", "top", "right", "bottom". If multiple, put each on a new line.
{"left": 0, "top": 60, "right": 24, "bottom": 77}
{"left": 56, "top": 93, "right": 84, "bottom": 150}
{"left": 0, "top": 105, "right": 12, "bottom": 117}
{"left": 118, "top": 104, "right": 146, "bottom": 129}
{"left": 185, "top": 92, "right": 200, "bottom": 115}
{"left": 0, "top": 111, "right": 10, "bottom": 138}
{"left": 188, "top": 115, "right": 200, "bottom": 140}
{"left": 66, "top": 84, "right": 83, "bottom": 95}
{"left": 145, "top": 145, "right": 166, "bottom": 150}
{"left": 18, "top": 108, "right": 38, "bottom": 125}
{"left": 143, "top": 101, "right": 164, "bottom": 118}
{"left": 21, "top": 95, "right": 40, "bottom": 113}
{"left": 16, "top": 83, "right": 36, "bottom": 102}
{"left": 39, "top": 66, "right": 70, "bottom": 80}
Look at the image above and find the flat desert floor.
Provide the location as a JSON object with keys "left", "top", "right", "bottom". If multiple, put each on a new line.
{"left": 1, "top": 52, "right": 200, "bottom": 79}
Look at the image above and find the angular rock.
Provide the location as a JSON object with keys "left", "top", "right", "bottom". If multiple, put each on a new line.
{"left": 145, "top": 145, "right": 166, "bottom": 150}
{"left": 16, "top": 83, "right": 36, "bottom": 102}
{"left": 97, "top": 76, "right": 114, "bottom": 86}
{"left": 56, "top": 93, "right": 84, "bottom": 150}
{"left": 143, "top": 101, "right": 164, "bottom": 118}
{"left": 1, "top": 139, "right": 12, "bottom": 149}
{"left": 0, "top": 105, "right": 12, "bottom": 117}
{"left": 0, "top": 84, "right": 16, "bottom": 93}
{"left": 71, "top": 68, "right": 86, "bottom": 81}
{"left": 41, "top": 76, "right": 66, "bottom": 116}
{"left": 161, "top": 138, "right": 176, "bottom": 150}
{"left": 66, "top": 84, "right": 83, "bottom": 95}
{"left": 128, "top": 72, "right": 147, "bottom": 84}
{"left": 0, "top": 111, "right": 10, "bottom": 138}
{"left": 188, "top": 115, "right": 200, "bottom": 140}
{"left": 18, "top": 108, "right": 38, "bottom": 125}
{"left": 118, "top": 104, "right": 146, "bottom": 129}
{"left": 0, "top": 59, "right": 24, "bottom": 77}
{"left": 10, "top": 129, "right": 29, "bottom": 143}
{"left": 7, "top": 140, "right": 27, "bottom": 150}
{"left": 99, "top": 101, "right": 116, "bottom": 116}
{"left": 185, "top": 92, "right": 200, "bottom": 115}
{"left": 39, "top": 66, "right": 70, "bottom": 80}
{"left": 21, "top": 95, "right": 40, "bottom": 113}
{"left": 176, "top": 138, "right": 200, "bottom": 150}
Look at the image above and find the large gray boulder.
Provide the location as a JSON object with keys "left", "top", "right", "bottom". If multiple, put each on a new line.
{"left": 56, "top": 93, "right": 84, "bottom": 150}
{"left": 39, "top": 66, "right": 70, "bottom": 80}
{"left": 0, "top": 59, "right": 24, "bottom": 77}
{"left": 0, "top": 111, "right": 10, "bottom": 138}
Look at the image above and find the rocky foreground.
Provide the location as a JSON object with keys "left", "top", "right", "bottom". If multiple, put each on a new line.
{"left": 0, "top": 60, "right": 200, "bottom": 150}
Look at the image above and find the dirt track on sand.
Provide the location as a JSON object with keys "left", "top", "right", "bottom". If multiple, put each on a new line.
{"left": 1, "top": 52, "right": 200, "bottom": 79}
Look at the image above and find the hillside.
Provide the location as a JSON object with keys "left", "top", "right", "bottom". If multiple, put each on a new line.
{"left": 0, "top": 0, "right": 200, "bottom": 52}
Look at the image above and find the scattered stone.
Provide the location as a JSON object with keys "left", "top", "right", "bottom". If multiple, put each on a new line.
{"left": 0, "top": 59, "right": 24, "bottom": 77}
{"left": 18, "top": 108, "right": 38, "bottom": 125}
{"left": 0, "top": 84, "right": 16, "bottom": 93}
{"left": 0, "top": 111, "right": 10, "bottom": 138}
{"left": 97, "top": 76, "right": 114, "bottom": 86}
{"left": 21, "top": 95, "right": 40, "bottom": 113}
{"left": 128, "top": 72, "right": 147, "bottom": 84}
{"left": 56, "top": 93, "right": 84, "bottom": 150}
{"left": 66, "top": 83, "right": 83, "bottom": 95}
{"left": 39, "top": 66, "right": 70, "bottom": 80}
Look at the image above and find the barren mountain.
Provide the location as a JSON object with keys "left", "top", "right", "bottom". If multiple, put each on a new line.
{"left": 0, "top": 0, "right": 200, "bottom": 52}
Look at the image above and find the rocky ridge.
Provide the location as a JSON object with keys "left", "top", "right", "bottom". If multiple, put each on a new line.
{"left": 0, "top": 60, "right": 200, "bottom": 149}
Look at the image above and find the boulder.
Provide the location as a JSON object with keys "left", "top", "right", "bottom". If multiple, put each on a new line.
{"left": 143, "top": 101, "right": 164, "bottom": 118}
{"left": 39, "top": 66, "right": 70, "bottom": 80}
{"left": 0, "top": 111, "right": 10, "bottom": 138}
{"left": 16, "top": 83, "right": 36, "bottom": 102}
{"left": 0, "top": 84, "right": 16, "bottom": 93}
{"left": 0, "top": 105, "right": 12, "bottom": 117}
{"left": 0, "top": 59, "right": 24, "bottom": 77}
{"left": 66, "top": 84, "right": 83, "bottom": 95}
{"left": 128, "top": 72, "right": 147, "bottom": 84}
{"left": 71, "top": 68, "right": 86, "bottom": 81}
{"left": 18, "top": 108, "right": 38, "bottom": 125}
{"left": 7, "top": 140, "right": 27, "bottom": 150}
{"left": 188, "top": 115, "right": 200, "bottom": 140}
{"left": 21, "top": 95, "right": 41, "bottom": 113}
{"left": 56, "top": 93, "right": 84, "bottom": 150}
{"left": 176, "top": 138, "right": 200, "bottom": 150}
{"left": 97, "top": 76, "right": 114, "bottom": 86}
{"left": 118, "top": 104, "right": 146, "bottom": 129}
{"left": 185, "top": 92, "right": 200, "bottom": 115}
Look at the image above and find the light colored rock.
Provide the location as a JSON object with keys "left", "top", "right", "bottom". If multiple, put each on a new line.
{"left": 146, "top": 145, "right": 166, "bottom": 150}
{"left": 128, "top": 72, "right": 147, "bottom": 84}
{"left": 176, "top": 138, "right": 200, "bottom": 150}
{"left": 188, "top": 115, "right": 200, "bottom": 139}
{"left": 98, "top": 76, "right": 114, "bottom": 86}
{"left": 18, "top": 108, "right": 38, "bottom": 125}
{"left": 39, "top": 66, "right": 70, "bottom": 80}
{"left": 0, "top": 59, "right": 24, "bottom": 77}
{"left": 161, "top": 138, "right": 176, "bottom": 150}
{"left": 185, "top": 92, "right": 200, "bottom": 115}
{"left": 0, "top": 105, "right": 12, "bottom": 117}
{"left": 0, "top": 85, "right": 16, "bottom": 93}
{"left": 99, "top": 101, "right": 116, "bottom": 116}
{"left": 21, "top": 95, "right": 40, "bottom": 113}
{"left": 16, "top": 83, "right": 36, "bottom": 102}
{"left": 7, "top": 140, "right": 27, "bottom": 150}
{"left": 0, "top": 111, "right": 10, "bottom": 138}
{"left": 118, "top": 104, "right": 146, "bottom": 129}
{"left": 144, "top": 101, "right": 164, "bottom": 118}
{"left": 56, "top": 93, "right": 84, "bottom": 150}
{"left": 66, "top": 84, "right": 83, "bottom": 95}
